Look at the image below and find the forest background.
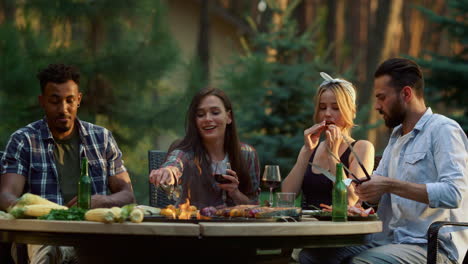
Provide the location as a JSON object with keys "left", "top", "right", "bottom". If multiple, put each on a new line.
{"left": 0, "top": 0, "right": 466, "bottom": 204}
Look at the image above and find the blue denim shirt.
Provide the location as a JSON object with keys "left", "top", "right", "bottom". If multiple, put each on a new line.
{"left": 1, "top": 118, "right": 127, "bottom": 205}
{"left": 372, "top": 108, "right": 468, "bottom": 261}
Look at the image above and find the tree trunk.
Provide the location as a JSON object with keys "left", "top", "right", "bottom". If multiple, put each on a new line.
{"left": 0, "top": 0, "right": 15, "bottom": 24}
{"left": 334, "top": 0, "right": 345, "bottom": 69}
{"left": 197, "top": 0, "right": 211, "bottom": 85}
{"left": 267, "top": 0, "right": 288, "bottom": 62}
{"left": 407, "top": 4, "right": 424, "bottom": 57}
{"left": 367, "top": 0, "right": 404, "bottom": 151}
{"left": 326, "top": 0, "right": 336, "bottom": 60}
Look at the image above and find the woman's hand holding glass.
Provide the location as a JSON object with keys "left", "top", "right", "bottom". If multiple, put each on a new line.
{"left": 304, "top": 120, "right": 327, "bottom": 150}
{"left": 217, "top": 168, "right": 240, "bottom": 195}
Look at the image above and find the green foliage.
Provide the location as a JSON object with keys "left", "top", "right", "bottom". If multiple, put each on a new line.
{"left": 220, "top": 5, "right": 337, "bottom": 176}
{"left": 39, "top": 207, "right": 87, "bottom": 221}
{"left": 0, "top": 0, "right": 180, "bottom": 205}
{"left": 413, "top": 0, "right": 468, "bottom": 132}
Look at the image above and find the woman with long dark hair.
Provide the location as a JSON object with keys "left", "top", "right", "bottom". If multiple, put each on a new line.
{"left": 149, "top": 88, "right": 260, "bottom": 208}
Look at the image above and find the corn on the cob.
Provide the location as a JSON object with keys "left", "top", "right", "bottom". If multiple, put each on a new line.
{"left": 129, "top": 208, "right": 144, "bottom": 223}
{"left": 16, "top": 193, "right": 59, "bottom": 207}
{"left": 24, "top": 204, "right": 68, "bottom": 217}
{"left": 120, "top": 204, "right": 137, "bottom": 221}
{"left": 85, "top": 208, "right": 115, "bottom": 223}
{"left": 0, "top": 211, "right": 14, "bottom": 220}
{"left": 110, "top": 207, "right": 123, "bottom": 222}
{"left": 10, "top": 204, "right": 67, "bottom": 218}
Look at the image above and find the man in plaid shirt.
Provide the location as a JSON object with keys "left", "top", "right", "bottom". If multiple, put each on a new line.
{"left": 0, "top": 63, "right": 135, "bottom": 263}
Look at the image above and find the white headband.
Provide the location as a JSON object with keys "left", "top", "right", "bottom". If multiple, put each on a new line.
{"left": 319, "top": 72, "right": 356, "bottom": 103}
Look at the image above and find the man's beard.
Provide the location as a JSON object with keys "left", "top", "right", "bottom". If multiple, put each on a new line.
{"left": 381, "top": 99, "right": 406, "bottom": 128}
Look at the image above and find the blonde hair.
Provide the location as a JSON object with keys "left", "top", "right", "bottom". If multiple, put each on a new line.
{"left": 313, "top": 82, "right": 356, "bottom": 135}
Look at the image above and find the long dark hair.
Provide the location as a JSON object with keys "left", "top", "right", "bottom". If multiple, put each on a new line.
{"left": 173, "top": 88, "right": 252, "bottom": 195}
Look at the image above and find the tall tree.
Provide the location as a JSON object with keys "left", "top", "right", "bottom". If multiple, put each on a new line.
{"left": 0, "top": 0, "right": 180, "bottom": 204}
{"left": 221, "top": 0, "right": 336, "bottom": 175}
{"left": 414, "top": 0, "right": 468, "bottom": 132}
{"left": 197, "top": 0, "right": 211, "bottom": 84}
{"left": 362, "top": 0, "right": 404, "bottom": 150}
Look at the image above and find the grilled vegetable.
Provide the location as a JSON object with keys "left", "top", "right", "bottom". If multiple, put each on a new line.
{"left": 120, "top": 204, "right": 137, "bottom": 221}
{"left": 129, "top": 208, "right": 144, "bottom": 223}
{"left": 16, "top": 193, "right": 59, "bottom": 207}
{"left": 200, "top": 206, "right": 217, "bottom": 217}
{"left": 110, "top": 207, "right": 122, "bottom": 222}
{"left": 135, "top": 205, "right": 160, "bottom": 216}
{"left": 10, "top": 204, "right": 68, "bottom": 218}
{"left": 160, "top": 208, "right": 176, "bottom": 218}
{"left": 0, "top": 211, "right": 14, "bottom": 220}
{"left": 85, "top": 208, "right": 115, "bottom": 223}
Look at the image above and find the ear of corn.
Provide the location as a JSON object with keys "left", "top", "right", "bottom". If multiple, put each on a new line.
{"left": 16, "top": 193, "right": 60, "bottom": 207}
{"left": 129, "top": 208, "right": 144, "bottom": 223}
{"left": 85, "top": 208, "right": 115, "bottom": 223}
{"left": 23, "top": 204, "right": 68, "bottom": 217}
{"left": 110, "top": 207, "right": 123, "bottom": 223}
{"left": 9, "top": 207, "right": 26, "bottom": 219}
{"left": 9, "top": 204, "right": 67, "bottom": 218}
{"left": 120, "top": 204, "right": 136, "bottom": 221}
{"left": 0, "top": 211, "right": 14, "bottom": 220}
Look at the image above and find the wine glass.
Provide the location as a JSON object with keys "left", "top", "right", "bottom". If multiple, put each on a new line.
{"left": 262, "top": 165, "right": 281, "bottom": 207}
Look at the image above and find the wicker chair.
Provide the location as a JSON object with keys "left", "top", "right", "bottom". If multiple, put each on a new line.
{"left": 427, "top": 221, "right": 468, "bottom": 264}
{"left": 148, "top": 150, "right": 177, "bottom": 208}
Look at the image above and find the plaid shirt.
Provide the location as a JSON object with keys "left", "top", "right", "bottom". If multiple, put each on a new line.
{"left": 163, "top": 143, "right": 261, "bottom": 204}
{"left": 1, "top": 118, "right": 126, "bottom": 205}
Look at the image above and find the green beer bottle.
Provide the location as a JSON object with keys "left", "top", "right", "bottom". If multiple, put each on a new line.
{"left": 332, "top": 163, "right": 347, "bottom": 222}
{"left": 77, "top": 157, "right": 91, "bottom": 209}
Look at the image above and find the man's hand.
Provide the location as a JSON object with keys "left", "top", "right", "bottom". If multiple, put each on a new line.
{"left": 355, "top": 175, "right": 391, "bottom": 203}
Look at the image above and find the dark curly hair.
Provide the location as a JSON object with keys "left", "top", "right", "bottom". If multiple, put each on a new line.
{"left": 36, "top": 64, "right": 80, "bottom": 93}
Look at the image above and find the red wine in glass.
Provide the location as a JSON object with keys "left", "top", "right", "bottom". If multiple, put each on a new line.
{"left": 263, "top": 180, "right": 281, "bottom": 189}
{"left": 213, "top": 161, "right": 232, "bottom": 184}
{"left": 262, "top": 165, "right": 281, "bottom": 207}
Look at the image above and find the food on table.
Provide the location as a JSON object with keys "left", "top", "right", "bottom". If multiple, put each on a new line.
{"left": 16, "top": 193, "right": 59, "bottom": 207}
{"left": 160, "top": 201, "right": 198, "bottom": 219}
{"left": 199, "top": 206, "right": 217, "bottom": 217}
{"left": 85, "top": 208, "right": 116, "bottom": 223}
{"left": 10, "top": 204, "right": 68, "bottom": 218}
{"left": 129, "top": 208, "right": 144, "bottom": 223}
{"left": 111, "top": 207, "right": 123, "bottom": 222}
{"left": 136, "top": 205, "right": 161, "bottom": 216}
{"left": 7, "top": 193, "right": 68, "bottom": 218}
{"left": 120, "top": 204, "right": 137, "bottom": 221}
{"left": 0, "top": 211, "right": 14, "bottom": 220}
{"left": 199, "top": 205, "right": 301, "bottom": 219}
{"left": 39, "top": 207, "right": 86, "bottom": 221}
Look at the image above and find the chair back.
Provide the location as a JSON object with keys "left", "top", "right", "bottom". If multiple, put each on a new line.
{"left": 148, "top": 150, "right": 177, "bottom": 208}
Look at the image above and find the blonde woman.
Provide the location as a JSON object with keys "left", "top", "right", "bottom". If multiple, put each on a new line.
{"left": 282, "top": 72, "right": 374, "bottom": 208}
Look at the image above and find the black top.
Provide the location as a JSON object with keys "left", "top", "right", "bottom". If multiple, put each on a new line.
{"left": 301, "top": 141, "right": 357, "bottom": 209}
